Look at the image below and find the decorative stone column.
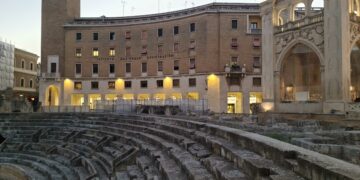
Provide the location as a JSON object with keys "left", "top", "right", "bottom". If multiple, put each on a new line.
{"left": 261, "top": 2, "right": 275, "bottom": 105}
{"left": 323, "top": 0, "right": 351, "bottom": 113}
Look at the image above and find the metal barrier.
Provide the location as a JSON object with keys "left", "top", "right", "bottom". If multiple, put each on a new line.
{"left": 41, "top": 99, "right": 208, "bottom": 114}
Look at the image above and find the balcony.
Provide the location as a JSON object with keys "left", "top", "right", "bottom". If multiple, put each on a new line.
{"left": 247, "top": 28, "right": 262, "bottom": 35}
{"left": 225, "top": 64, "right": 246, "bottom": 78}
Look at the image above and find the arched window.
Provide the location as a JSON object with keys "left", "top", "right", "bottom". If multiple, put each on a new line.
{"left": 21, "top": 60, "right": 25, "bottom": 69}
{"left": 29, "top": 80, "right": 33, "bottom": 88}
{"left": 20, "top": 78, "right": 25, "bottom": 87}
{"left": 311, "top": 0, "right": 324, "bottom": 15}
{"left": 294, "top": 3, "right": 306, "bottom": 21}
{"left": 354, "top": 0, "right": 359, "bottom": 15}
{"left": 278, "top": 9, "right": 287, "bottom": 25}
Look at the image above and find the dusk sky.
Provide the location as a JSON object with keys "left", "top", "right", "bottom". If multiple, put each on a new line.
{"left": 0, "top": 0, "right": 322, "bottom": 60}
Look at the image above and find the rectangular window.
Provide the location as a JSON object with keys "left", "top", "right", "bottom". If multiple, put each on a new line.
{"left": 29, "top": 80, "right": 33, "bottom": 88}
{"left": 109, "top": 64, "right": 115, "bottom": 74}
{"left": 157, "top": 61, "right": 163, "bottom": 72}
{"left": 232, "top": 20, "right": 238, "bottom": 29}
{"left": 125, "top": 62, "right": 131, "bottom": 73}
{"left": 50, "top": 63, "right": 57, "bottom": 73}
{"left": 174, "top": 42, "right": 179, "bottom": 53}
{"left": 141, "top": 30, "right": 148, "bottom": 40}
{"left": 189, "top": 78, "right": 196, "bottom": 87}
{"left": 75, "top": 48, "right": 82, "bottom": 57}
{"left": 231, "top": 56, "right": 238, "bottom": 64}
{"left": 30, "top": 63, "right": 33, "bottom": 71}
{"left": 158, "top": 28, "right": 163, "bottom": 37}
{"left": 75, "top": 64, "right": 82, "bottom": 74}
{"left": 92, "top": 64, "right": 99, "bottom": 74}
{"left": 125, "top": 31, "right": 131, "bottom": 39}
{"left": 108, "top": 81, "right": 115, "bottom": 89}
{"left": 190, "top": 23, "right": 196, "bottom": 32}
{"left": 140, "top": 81, "right": 148, "bottom": 88}
{"left": 110, "top": 32, "right": 115, "bottom": 40}
{"left": 141, "top": 62, "right": 147, "bottom": 73}
{"left": 142, "top": 45, "right": 147, "bottom": 55}
{"left": 174, "top": 26, "right": 179, "bottom": 35}
{"left": 93, "top": 48, "right": 99, "bottom": 57}
{"left": 125, "top": 81, "right": 132, "bottom": 88}
{"left": 93, "top": 32, "right": 99, "bottom": 40}
{"left": 157, "top": 80, "right": 163, "bottom": 88}
{"left": 174, "top": 60, "right": 179, "bottom": 71}
{"left": 91, "top": 81, "right": 99, "bottom": 89}
{"left": 173, "top": 79, "right": 180, "bottom": 88}
{"left": 20, "top": 79, "right": 24, "bottom": 87}
{"left": 229, "top": 77, "right": 240, "bottom": 85}
{"left": 190, "top": 40, "right": 196, "bottom": 50}
{"left": 253, "top": 38, "right": 261, "bottom": 47}
{"left": 253, "top": 57, "right": 261, "bottom": 68}
{"left": 189, "top": 58, "right": 196, "bottom": 70}
{"left": 126, "top": 47, "right": 131, "bottom": 57}
{"left": 74, "top": 82, "right": 82, "bottom": 90}
{"left": 253, "top": 77, "right": 262, "bottom": 87}
{"left": 109, "top": 48, "right": 116, "bottom": 57}
{"left": 158, "top": 44, "right": 163, "bottom": 55}
{"left": 76, "top": 33, "right": 82, "bottom": 41}
{"left": 250, "top": 22, "right": 258, "bottom": 29}
{"left": 231, "top": 38, "right": 238, "bottom": 49}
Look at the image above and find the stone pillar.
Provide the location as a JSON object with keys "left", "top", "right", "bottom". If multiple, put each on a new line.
{"left": 261, "top": 2, "right": 275, "bottom": 105}
{"left": 60, "top": 81, "right": 64, "bottom": 107}
{"left": 243, "top": 91, "right": 250, "bottom": 114}
{"left": 305, "top": 0, "right": 313, "bottom": 16}
{"left": 83, "top": 94, "right": 89, "bottom": 107}
{"left": 274, "top": 71, "right": 281, "bottom": 109}
{"left": 323, "top": 0, "right": 351, "bottom": 113}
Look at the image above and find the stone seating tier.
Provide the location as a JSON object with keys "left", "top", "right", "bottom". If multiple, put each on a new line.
{"left": 0, "top": 113, "right": 359, "bottom": 180}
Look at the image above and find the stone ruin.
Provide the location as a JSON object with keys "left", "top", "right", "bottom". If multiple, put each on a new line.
{"left": 0, "top": 113, "right": 359, "bottom": 180}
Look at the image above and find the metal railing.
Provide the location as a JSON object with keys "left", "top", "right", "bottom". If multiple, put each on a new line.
{"left": 41, "top": 99, "right": 209, "bottom": 114}
{"left": 247, "top": 28, "right": 262, "bottom": 34}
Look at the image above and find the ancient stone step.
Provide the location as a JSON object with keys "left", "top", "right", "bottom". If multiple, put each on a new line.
{"left": 136, "top": 155, "right": 162, "bottom": 180}
{"left": 202, "top": 155, "right": 249, "bottom": 180}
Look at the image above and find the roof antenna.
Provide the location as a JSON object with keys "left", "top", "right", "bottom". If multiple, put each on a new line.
{"left": 121, "top": 0, "right": 126, "bottom": 16}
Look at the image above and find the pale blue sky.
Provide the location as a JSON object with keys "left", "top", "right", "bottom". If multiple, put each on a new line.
{"left": 0, "top": 0, "right": 322, "bottom": 58}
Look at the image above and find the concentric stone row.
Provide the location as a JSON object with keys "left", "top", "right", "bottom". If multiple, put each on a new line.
{"left": 0, "top": 113, "right": 359, "bottom": 180}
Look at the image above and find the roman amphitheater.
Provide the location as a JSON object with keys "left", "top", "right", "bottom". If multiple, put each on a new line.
{"left": 2, "top": 0, "right": 360, "bottom": 180}
{"left": 0, "top": 113, "right": 360, "bottom": 180}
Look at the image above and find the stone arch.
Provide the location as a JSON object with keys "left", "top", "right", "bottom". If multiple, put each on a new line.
{"left": 277, "top": 8, "right": 288, "bottom": 25}
{"left": 350, "top": 0, "right": 360, "bottom": 15}
{"left": 292, "top": 2, "right": 306, "bottom": 21}
{"left": 311, "top": 0, "right": 324, "bottom": 8}
{"left": 276, "top": 40, "right": 324, "bottom": 102}
{"left": 276, "top": 38, "right": 324, "bottom": 72}
{"left": 45, "top": 85, "right": 59, "bottom": 106}
{"left": 350, "top": 39, "right": 360, "bottom": 101}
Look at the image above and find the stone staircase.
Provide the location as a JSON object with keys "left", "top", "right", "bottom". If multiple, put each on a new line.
{"left": 0, "top": 113, "right": 359, "bottom": 180}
